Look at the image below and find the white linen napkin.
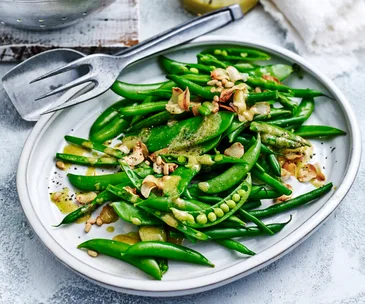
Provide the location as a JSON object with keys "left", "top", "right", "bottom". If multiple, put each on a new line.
{"left": 260, "top": 0, "right": 365, "bottom": 77}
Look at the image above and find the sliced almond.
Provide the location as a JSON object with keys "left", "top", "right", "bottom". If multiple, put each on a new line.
{"left": 210, "top": 68, "right": 229, "bottom": 80}
{"left": 226, "top": 66, "right": 243, "bottom": 83}
{"left": 224, "top": 142, "right": 244, "bottom": 159}
{"left": 297, "top": 164, "right": 317, "bottom": 182}
{"left": 283, "top": 162, "right": 297, "bottom": 177}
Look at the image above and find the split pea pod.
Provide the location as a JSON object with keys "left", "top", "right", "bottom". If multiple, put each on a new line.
{"left": 171, "top": 174, "right": 251, "bottom": 228}
{"left": 239, "top": 64, "right": 293, "bottom": 81}
{"left": 78, "top": 239, "right": 162, "bottom": 280}
{"left": 249, "top": 183, "right": 333, "bottom": 218}
{"left": 196, "top": 135, "right": 260, "bottom": 194}
{"left": 124, "top": 241, "right": 214, "bottom": 267}
{"left": 159, "top": 55, "right": 213, "bottom": 75}
{"left": 111, "top": 201, "right": 161, "bottom": 226}
{"left": 201, "top": 47, "right": 271, "bottom": 61}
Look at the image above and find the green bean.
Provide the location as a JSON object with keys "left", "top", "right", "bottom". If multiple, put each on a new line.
{"left": 249, "top": 183, "right": 333, "bottom": 218}
{"left": 294, "top": 125, "right": 346, "bottom": 137}
{"left": 202, "top": 217, "right": 291, "bottom": 239}
{"left": 238, "top": 208, "right": 274, "bottom": 235}
{"left": 249, "top": 188, "right": 281, "bottom": 200}
{"left": 267, "top": 154, "right": 281, "bottom": 177}
{"left": 215, "top": 239, "right": 255, "bottom": 256}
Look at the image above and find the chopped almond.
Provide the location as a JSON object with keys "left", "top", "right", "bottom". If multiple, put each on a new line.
{"left": 224, "top": 142, "right": 244, "bottom": 159}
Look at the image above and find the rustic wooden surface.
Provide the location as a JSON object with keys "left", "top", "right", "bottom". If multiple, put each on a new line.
{"left": 0, "top": 0, "right": 139, "bottom": 62}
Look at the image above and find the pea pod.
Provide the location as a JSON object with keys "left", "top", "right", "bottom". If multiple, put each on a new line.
{"left": 160, "top": 154, "right": 249, "bottom": 166}
{"left": 196, "top": 135, "right": 260, "bottom": 194}
{"left": 67, "top": 167, "right": 153, "bottom": 191}
{"left": 65, "top": 135, "right": 124, "bottom": 158}
{"left": 118, "top": 101, "right": 168, "bottom": 116}
{"left": 56, "top": 153, "right": 119, "bottom": 166}
{"left": 254, "top": 107, "right": 292, "bottom": 121}
{"left": 90, "top": 115, "right": 130, "bottom": 144}
{"left": 111, "top": 202, "right": 161, "bottom": 226}
{"left": 201, "top": 47, "right": 271, "bottom": 61}
{"left": 124, "top": 241, "right": 214, "bottom": 267}
{"left": 140, "top": 206, "right": 211, "bottom": 241}
{"left": 197, "top": 53, "right": 227, "bottom": 68}
{"left": 171, "top": 174, "right": 251, "bottom": 228}
{"left": 166, "top": 165, "right": 201, "bottom": 198}
{"left": 250, "top": 121, "right": 310, "bottom": 147}
{"left": 123, "top": 112, "right": 234, "bottom": 153}
{"left": 159, "top": 55, "right": 214, "bottom": 75}
{"left": 111, "top": 80, "right": 171, "bottom": 101}
{"left": 260, "top": 133, "right": 304, "bottom": 149}
{"left": 78, "top": 239, "right": 162, "bottom": 280}
{"left": 277, "top": 93, "right": 298, "bottom": 111}
{"left": 239, "top": 64, "right": 293, "bottom": 81}
{"left": 294, "top": 125, "right": 346, "bottom": 137}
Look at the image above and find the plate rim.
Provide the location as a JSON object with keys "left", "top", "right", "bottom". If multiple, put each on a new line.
{"left": 16, "top": 35, "right": 362, "bottom": 297}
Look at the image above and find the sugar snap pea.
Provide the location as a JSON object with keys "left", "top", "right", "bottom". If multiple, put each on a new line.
{"left": 124, "top": 241, "right": 214, "bottom": 267}
{"left": 171, "top": 174, "right": 251, "bottom": 228}
{"left": 78, "top": 239, "right": 162, "bottom": 280}
{"left": 56, "top": 153, "right": 119, "bottom": 166}
{"left": 111, "top": 201, "right": 161, "bottom": 226}
{"left": 201, "top": 47, "right": 271, "bottom": 61}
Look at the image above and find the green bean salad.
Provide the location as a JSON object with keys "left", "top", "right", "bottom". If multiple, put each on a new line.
{"left": 52, "top": 46, "right": 345, "bottom": 280}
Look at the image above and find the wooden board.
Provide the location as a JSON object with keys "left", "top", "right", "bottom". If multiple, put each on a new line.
{"left": 0, "top": 0, "right": 139, "bottom": 62}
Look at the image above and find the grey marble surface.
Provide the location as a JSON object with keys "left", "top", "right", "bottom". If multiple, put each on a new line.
{"left": 1, "top": 1, "right": 365, "bottom": 303}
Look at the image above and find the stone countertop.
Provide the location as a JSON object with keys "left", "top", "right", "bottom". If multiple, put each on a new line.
{"left": 1, "top": 1, "right": 365, "bottom": 303}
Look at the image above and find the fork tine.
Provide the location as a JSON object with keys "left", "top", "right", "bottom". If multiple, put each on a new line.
{"left": 30, "top": 57, "right": 89, "bottom": 84}
{"left": 41, "top": 85, "right": 105, "bottom": 114}
{"left": 34, "top": 74, "right": 95, "bottom": 101}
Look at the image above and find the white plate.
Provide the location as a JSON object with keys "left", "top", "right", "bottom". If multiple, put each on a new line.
{"left": 17, "top": 36, "right": 361, "bottom": 296}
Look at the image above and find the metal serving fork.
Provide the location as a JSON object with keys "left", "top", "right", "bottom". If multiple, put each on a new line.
{"left": 31, "top": 4, "right": 243, "bottom": 114}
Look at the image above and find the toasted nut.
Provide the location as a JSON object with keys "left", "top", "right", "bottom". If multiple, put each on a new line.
{"left": 117, "top": 144, "right": 130, "bottom": 154}
{"left": 84, "top": 223, "right": 92, "bottom": 233}
{"left": 275, "top": 184, "right": 293, "bottom": 203}
{"left": 87, "top": 250, "right": 98, "bottom": 257}
{"left": 314, "top": 163, "right": 326, "bottom": 181}
{"left": 281, "top": 168, "right": 291, "bottom": 182}
{"left": 255, "top": 87, "right": 262, "bottom": 93}
{"left": 156, "top": 156, "right": 162, "bottom": 165}
{"left": 216, "top": 81, "right": 223, "bottom": 87}
{"left": 76, "top": 192, "right": 97, "bottom": 204}
{"left": 56, "top": 161, "right": 65, "bottom": 170}
{"left": 298, "top": 164, "right": 317, "bottom": 182}
{"left": 87, "top": 218, "right": 96, "bottom": 225}
{"left": 213, "top": 95, "right": 220, "bottom": 102}
{"left": 222, "top": 79, "right": 228, "bottom": 85}
{"left": 52, "top": 192, "right": 63, "bottom": 202}
{"left": 210, "top": 87, "right": 217, "bottom": 93}
{"left": 96, "top": 216, "right": 103, "bottom": 226}
{"left": 224, "top": 81, "right": 234, "bottom": 88}
{"left": 283, "top": 162, "right": 297, "bottom": 176}
{"left": 216, "top": 87, "right": 223, "bottom": 93}
{"left": 226, "top": 66, "right": 243, "bottom": 83}
{"left": 153, "top": 162, "right": 162, "bottom": 174}
{"left": 224, "top": 142, "right": 244, "bottom": 158}
{"left": 207, "top": 79, "right": 218, "bottom": 86}
{"left": 163, "top": 163, "right": 170, "bottom": 175}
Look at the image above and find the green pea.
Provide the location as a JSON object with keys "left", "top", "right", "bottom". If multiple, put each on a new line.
{"left": 214, "top": 49, "right": 222, "bottom": 55}
{"left": 226, "top": 200, "right": 236, "bottom": 209}
{"left": 196, "top": 214, "right": 208, "bottom": 225}
{"left": 208, "top": 212, "right": 217, "bottom": 222}
{"left": 214, "top": 154, "right": 224, "bottom": 162}
{"left": 214, "top": 208, "right": 224, "bottom": 218}
{"left": 190, "top": 67, "right": 199, "bottom": 74}
{"left": 221, "top": 50, "right": 228, "bottom": 56}
{"left": 237, "top": 189, "right": 246, "bottom": 197}
{"left": 220, "top": 203, "right": 229, "bottom": 213}
{"left": 187, "top": 214, "right": 196, "bottom": 224}
{"left": 232, "top": 193, "right": 241, "bottom": 202}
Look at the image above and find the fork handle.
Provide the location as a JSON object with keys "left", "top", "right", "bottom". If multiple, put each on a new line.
{"left": 117, "top": 4, "right": 244, "bottom": 63}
